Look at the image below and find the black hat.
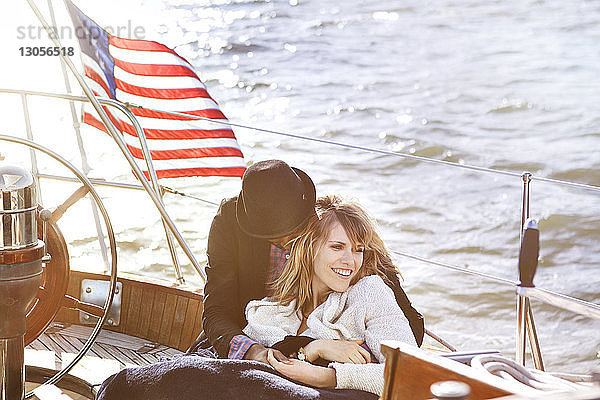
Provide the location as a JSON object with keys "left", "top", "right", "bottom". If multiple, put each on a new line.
{"left": 236, "top": 160, "right": 316, "bottom": 239}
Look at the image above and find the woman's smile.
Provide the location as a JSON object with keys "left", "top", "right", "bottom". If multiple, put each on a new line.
{"left": 331, "top": 268, "right": 353, "bottom": 277}
{"left": 311, "top": 221, "right": 364, "bottom": 299}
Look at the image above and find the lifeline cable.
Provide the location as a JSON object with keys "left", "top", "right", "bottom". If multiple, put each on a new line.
{"left": 127, "top": 104, "right": 600, "bottom": 194}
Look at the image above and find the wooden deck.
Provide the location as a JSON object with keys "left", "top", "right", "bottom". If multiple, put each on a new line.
{"left": 27, "top": 323, "right": 182, "bottom": 382}
{"left": 25, "top": 269, "right": 204, "bottom": 398}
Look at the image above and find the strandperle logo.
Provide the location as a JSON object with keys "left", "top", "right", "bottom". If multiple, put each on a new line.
{"left": 16, "top": 22, "right": 146, "bottom": 40}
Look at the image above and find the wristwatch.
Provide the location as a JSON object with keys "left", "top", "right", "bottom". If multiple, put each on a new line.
{"left": 297, "top": 346, "right": 306, "bottom": 361}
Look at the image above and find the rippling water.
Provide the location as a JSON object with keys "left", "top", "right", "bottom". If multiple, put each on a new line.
{"left": 2, "top": 0, "right": 599, "bottom": 374}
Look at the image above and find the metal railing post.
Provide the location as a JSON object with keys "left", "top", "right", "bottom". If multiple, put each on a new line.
{"left": 516, "top": 172, "right": 531, "bottom": 365}
{"left": 526, "top": 304, "right": 545, "bottom": 370}
{"left": 520, "top": 172, "right": 532, "bottom": 242}
{"left": 160, "top": 189, "right": 185, "bottom": 284}
{"left": 517, "top": 172, "right": 544, "bottom": 370}
{"left": 20, "top": 94, "right": 39, "bottom": 183}
{"left": 516, "top": 295, "right": 527, "bottom": 365}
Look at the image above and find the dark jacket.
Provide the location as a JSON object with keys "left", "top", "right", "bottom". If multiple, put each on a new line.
{"left": 203, "top": 197, "right": 424, "bottom": 358}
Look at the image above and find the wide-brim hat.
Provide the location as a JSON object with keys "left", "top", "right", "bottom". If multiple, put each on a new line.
{"left": 236, "top": 160, "right": 316, "bottom": 239}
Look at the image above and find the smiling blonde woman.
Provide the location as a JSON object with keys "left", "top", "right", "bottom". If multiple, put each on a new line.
{"left": 242, "top": 196, "right": 417, "bottom": 395}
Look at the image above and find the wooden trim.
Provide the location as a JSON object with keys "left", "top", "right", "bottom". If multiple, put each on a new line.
{"left": 0, "top": 241, "right": 45, "bottom": 264}
{"left": 179, "top": 298, "right": 201, "bottom": 350}
{"left": 380, "top": 341, "right": 538, "bottom": 400}
{"left": 55, "top": 270, "right": 204, "bottom": 351}
{"left": 148, "top": 291, "right": 166, "bottom": 340}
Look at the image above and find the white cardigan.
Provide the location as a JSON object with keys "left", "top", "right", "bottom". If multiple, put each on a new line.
{"left": 243, "top": 275, "right": 417, "bottom": 395}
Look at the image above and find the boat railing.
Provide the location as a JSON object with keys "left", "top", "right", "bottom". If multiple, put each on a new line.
{"left": 0, "top": 89, "right": 205, "bottom": 285}
{"left": 2, "top": 87, "right": 599, "bottom": 374}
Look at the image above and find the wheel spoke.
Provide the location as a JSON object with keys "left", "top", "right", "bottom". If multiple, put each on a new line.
{"left": 36, "top": 287, "right": 105, "bottom": 319}
{"left": 51, "top": 185, "right": 90, "bottom": 223}
{"left": 61, "top": 294, "right": 104, "bottom": 318}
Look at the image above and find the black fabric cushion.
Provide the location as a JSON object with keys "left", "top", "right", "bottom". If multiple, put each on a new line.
{"left": 95, "top": 354, "right": 377, "bottom": 400}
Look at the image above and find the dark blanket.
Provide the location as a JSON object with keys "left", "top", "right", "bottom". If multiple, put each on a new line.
{"left": 95, "top": 354, "right": 378, "bottom": 400}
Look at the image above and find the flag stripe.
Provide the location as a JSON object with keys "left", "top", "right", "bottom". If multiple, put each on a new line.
{"left": 124, "top": 136, "right": 241, "bottom": 151}
{"left": 115, "top": 89, "right": 219, "bottom": 111}
{"left": 143, "top": 167, "right": 247, "bottom": 179}
{"left": 115, "top": 79, "right": 211, "bottom": 100}
{"left": 131, "top": 107, "right": 227, "bottom": 121}
{"left": 109, "top": 44, "right": 193, "bottom": 69}
{"left": 84, "top": 106, "right": 126, "bottom": 133}
{"left": 132, "top": 114, "right": 231, "bottom": 132}
{"left": 110, "top": 36, "right": 190, "bottom": 61}
{"left": 84, "top": 112, "right": 111, "bottom": 134}
{"left": 132, "top": 156, "right": 247, "bottom": 169}
{"left": 114, "top": 66, "right": 205, "bottom": 89}
{"left": 126, "top": 145, "right": 244, "bottom": 160}
{"left": 81, "top": 53, "right": 111, "bottom": 85}
{"left": 113, "top": 58, "right": 198, "bottom": 78}
{"left": 84, "top": 66, "right": 111, "bottom": 97}
{"left": 118, "top": 118, "right": 236, "bottom": 140}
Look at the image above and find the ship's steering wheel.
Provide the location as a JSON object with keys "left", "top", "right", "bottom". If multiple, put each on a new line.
{"left": 0, "top": 135, "right": 118, "bottom": 398}
{"left": 24, "top": 210, "right": 109, "bottom": 346}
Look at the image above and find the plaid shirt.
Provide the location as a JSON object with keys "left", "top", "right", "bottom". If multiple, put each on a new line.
{"left": 267, "top": 243, "right": 289, "bottom": 289}
{"left": 228, "top": 244, "right": 289, "bottom": 359}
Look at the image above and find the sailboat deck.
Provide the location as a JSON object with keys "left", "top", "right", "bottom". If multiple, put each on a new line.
{"left": 23, "top": 269, "right": 204, "bottom": 396}
{"left": 26, "top": 322, "right": 183, "bottom": 387}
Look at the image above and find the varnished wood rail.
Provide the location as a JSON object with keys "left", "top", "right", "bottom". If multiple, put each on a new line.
{"left": 380, "top": 341, "right": 540, "bottom": 400}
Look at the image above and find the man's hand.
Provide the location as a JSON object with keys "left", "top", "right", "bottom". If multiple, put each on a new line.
{"left": 303, "top": 339, "right": 371, "bottom": 364}
{"left": 267, "top": 349, "right": 337, "bottom": 388}
{"left": 244, "top": 343, "right": 289, "bottom": 364}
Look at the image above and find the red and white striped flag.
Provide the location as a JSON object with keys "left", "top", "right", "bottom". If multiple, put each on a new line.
{"left": 66, "top": 0, "right": 246, "bottom": 179}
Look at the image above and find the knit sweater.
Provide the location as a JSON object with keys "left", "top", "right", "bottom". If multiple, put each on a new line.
{"left": 243, "top": 275, "right": 417, "bottom": 395}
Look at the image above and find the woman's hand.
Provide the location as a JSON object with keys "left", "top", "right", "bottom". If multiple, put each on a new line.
{"left": 267, "top": 349, "right": 337, "bottom": 388}
{"left": 303, "top": 339, "right": 371, "bottom": 364}
{"left": 244, "top": 344, "right": 289, "bottom": 364}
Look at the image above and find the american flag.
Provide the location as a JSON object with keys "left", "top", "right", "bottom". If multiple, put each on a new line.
{"left": 65, "top": 0, "right": 246, "bottom": 179}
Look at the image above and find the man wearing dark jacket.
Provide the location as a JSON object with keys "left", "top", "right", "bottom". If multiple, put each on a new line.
{"left": 202, "top": 160, "right": 424, "bottom": 363}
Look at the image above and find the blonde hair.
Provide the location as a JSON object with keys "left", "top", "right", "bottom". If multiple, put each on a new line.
{"left": 270, "top": 195, "right": 399, "bottom": 314}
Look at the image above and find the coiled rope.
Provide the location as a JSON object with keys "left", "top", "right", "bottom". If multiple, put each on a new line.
{"left": 471, "top": 355, "right": 595, "bottom": 392}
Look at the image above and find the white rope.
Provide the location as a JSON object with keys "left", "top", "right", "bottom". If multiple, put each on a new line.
{"left": 470, "top": 355, "right": 593, "bottom": 393}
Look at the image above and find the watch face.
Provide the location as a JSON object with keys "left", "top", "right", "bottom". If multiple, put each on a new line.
{"left": 298, "top": 347, "right": 306, "bottom": 361}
